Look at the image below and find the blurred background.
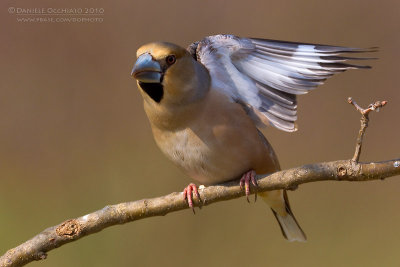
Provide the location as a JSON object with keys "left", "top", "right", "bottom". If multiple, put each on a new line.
{"left": 1, "top": 0, "right": 399, "bottom": 266}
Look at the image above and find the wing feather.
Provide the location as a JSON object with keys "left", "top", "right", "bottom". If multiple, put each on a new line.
{"left": 189, "top": 35, "right": 375, "bottom": 132}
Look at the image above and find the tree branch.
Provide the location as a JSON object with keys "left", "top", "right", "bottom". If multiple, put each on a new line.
{"left": 1, "top": 98, "right": 398, "bottom": 267}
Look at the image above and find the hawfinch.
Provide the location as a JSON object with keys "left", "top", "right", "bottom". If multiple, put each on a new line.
{"left": 131, "top": 34, "right": 373, "bottom": 242}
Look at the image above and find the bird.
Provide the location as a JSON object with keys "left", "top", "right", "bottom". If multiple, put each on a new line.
{"left": 130, "top": 34, "right": 374, "bottom": 242}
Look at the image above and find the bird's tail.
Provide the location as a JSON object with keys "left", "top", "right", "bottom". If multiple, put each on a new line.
{"left": 261, "top": 190, "right": 306, "bottom": 242}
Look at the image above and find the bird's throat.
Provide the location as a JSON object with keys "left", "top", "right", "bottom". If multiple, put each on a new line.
{"left": 139, "top": 82, "right": 164, "bottom": 103}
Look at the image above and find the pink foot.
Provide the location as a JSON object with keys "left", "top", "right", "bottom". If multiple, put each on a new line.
{"left": 239, "top": 170, "right": 258, "bottom": 202}
{"left": 183, "top": 183, "right": 200, "bottom": 213}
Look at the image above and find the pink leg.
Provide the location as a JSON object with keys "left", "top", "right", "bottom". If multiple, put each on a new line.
{"left": 183, "top": 183, "right": 200, "bottom": 214}
{"left": 239, "top": 170, "right": 258, "bottom": 202}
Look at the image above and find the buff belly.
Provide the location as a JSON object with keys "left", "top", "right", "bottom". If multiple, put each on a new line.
{"left": 154, "top": 127, "right": 252, "bottom": 185}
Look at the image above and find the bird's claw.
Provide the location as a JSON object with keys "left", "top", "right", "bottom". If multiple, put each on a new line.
{"left": 239, "top": 170, "right": 258, "bottom": 203}
{"left": 183, "top": 183, "right": 200, "bottom": 214}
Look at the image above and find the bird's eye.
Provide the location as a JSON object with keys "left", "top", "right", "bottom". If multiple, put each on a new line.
{"left": 166, "top": 55, "right": 176, "bottom": 65}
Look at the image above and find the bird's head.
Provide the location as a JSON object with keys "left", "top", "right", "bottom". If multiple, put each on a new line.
{"left": 131, "top": 42, "right": 210, "bottom": 107}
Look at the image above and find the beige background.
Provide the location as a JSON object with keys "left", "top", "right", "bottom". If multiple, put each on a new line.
{"left": 1, "top": 0, "right": 400, "bottom": 266}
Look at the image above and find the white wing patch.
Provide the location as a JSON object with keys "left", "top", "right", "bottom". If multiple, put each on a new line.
{"left": 197, "top": 37, "right": 262, "bottom": 108}
{"left": 192, "top": 35, "right": 376, "bottom": 132}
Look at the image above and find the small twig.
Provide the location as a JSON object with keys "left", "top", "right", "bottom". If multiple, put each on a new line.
{"left": 348, "top": 97, "right": 388, "bottom": 163}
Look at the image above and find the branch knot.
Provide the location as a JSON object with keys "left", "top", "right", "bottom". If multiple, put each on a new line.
{"left": 56, "top": 219, "right": 81, "bottom": 239}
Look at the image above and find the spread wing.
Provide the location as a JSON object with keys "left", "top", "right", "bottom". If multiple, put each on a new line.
{"left": 187, "top": 35, "right": 376, "bottom": 132}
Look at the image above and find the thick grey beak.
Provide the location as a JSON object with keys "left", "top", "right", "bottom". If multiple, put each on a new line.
{"left": 131, "top": 53, "right": 162, "bottom": 83}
